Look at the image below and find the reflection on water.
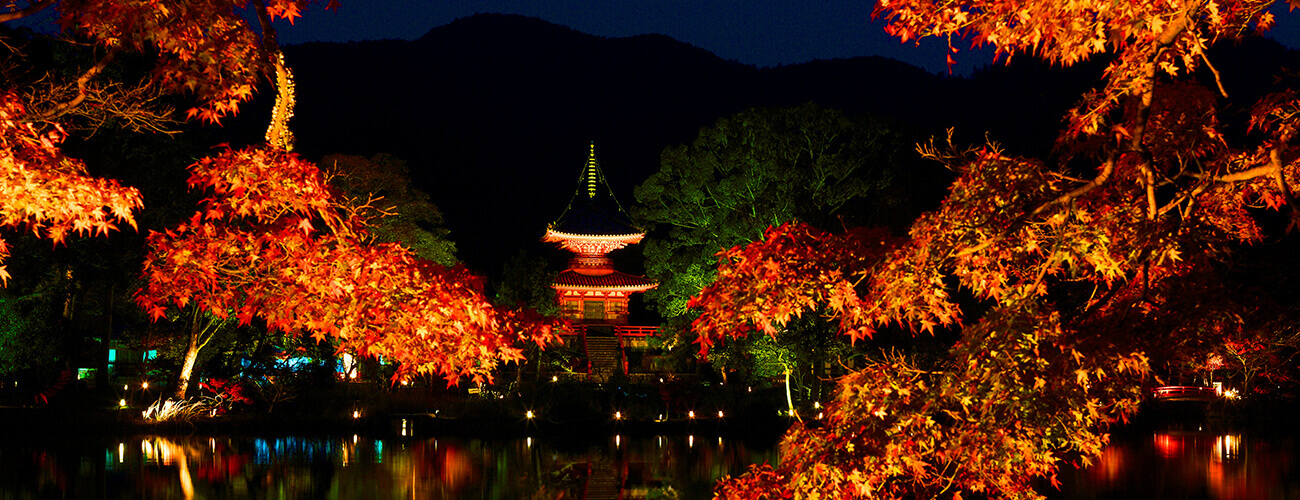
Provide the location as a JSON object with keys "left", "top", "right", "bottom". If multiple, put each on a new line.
{"left": 1057, "top": 431, "right": 1300, "bottom": 499}
{"left": 9, "top": 427, "right": 1298, "bottom": 498}
{"left": 0, "top": 430, "right": 776, "bottom": 499}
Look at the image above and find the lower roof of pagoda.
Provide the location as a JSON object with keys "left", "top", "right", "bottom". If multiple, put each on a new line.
{"left": 553, "top": 269, "right": 657, "bottom": 292}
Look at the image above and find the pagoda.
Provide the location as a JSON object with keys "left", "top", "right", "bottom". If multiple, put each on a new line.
{"left": 544, "top": 143, "right": 656, "bottom": 324}
{"left": 544, "top": 143, "right": 657, "bottom": 378}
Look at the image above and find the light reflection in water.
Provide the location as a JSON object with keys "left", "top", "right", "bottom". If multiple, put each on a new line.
{"left": 1214, "top": 434, "right": 1241, "bottom": 463}
{"left": 1060, "top": 431, "right": 1295, "bottom": 499}
{"left": 0, "top": 433, "right": 776, "bottom": 499}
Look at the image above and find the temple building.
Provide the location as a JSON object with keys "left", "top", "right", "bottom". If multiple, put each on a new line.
{"left": 544, "top": 143, "right": 658, "bottom": 378}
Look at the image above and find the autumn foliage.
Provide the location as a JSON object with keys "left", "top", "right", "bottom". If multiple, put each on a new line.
{"left": 58, "top": 0, "right": 336, "bottom": 123}
{"left": 0, "top": 92, "right": 142, "bottom": 285}
{"left": 135, "top": 146, "right": 559, "bottom": 385}
{"left": 1, "top": 0, "right": 563, "bottom": 387}
{"left": 702, "top": 0, "right": 1300, "bottom": 498}
{"left": 0, "top": 0, "right": 343, "bottom": 282}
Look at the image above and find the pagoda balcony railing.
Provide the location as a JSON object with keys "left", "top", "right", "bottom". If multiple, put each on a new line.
{"left": 565, "top": 324, "right": 660, "bottom": 337}
{"left": 564, "top": 324, "right": 661, "bottom": 375}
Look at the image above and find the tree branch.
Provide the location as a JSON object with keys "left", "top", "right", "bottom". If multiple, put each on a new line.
{"left": 1214, "top": 163, "right": 1282, "bottom": 182}
{"left": 1133, "top": 6, "right": 1198, "bottom": 220}
{"left": 0, "top": 0, "right": 54, "bottom": 23}
{"left": 28, "top": 46, "right": 121, "bottom": 122}
{"left": 1269, "top": 127, "right": 1300, "bottom": 213}
{"left": 1030, "top": 153, "right": 1116, "bottom": 218}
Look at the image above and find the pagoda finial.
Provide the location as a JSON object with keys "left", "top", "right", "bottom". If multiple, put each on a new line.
{"left": 586, "top": 141, "right": 599, "bottom": 198}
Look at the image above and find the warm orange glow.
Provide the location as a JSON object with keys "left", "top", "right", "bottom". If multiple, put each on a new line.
{"left": 526, "top": 410, "right": 535, "bottom": 419}
{"left": 1214, "top": 434, "right": 1242, "bottom": 462}
{"left": 688, "top": 410, "right": 695, "bottom": 419}
{"left": 1153, "top": 433, "right": 1185, "bottom": 458}
{"left": 542, "top": 229, "right": 644, "bottom": 254}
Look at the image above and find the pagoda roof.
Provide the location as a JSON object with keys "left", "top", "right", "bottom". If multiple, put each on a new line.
{"left": 546, "top": 143, "right": 644, "bottom": 239}
{"left": 553, "top": 269, "right": 656, "bottom": 291}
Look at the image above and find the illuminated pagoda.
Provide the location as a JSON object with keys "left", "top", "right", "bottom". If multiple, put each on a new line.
{"left": 544, "top": 143, "right": 658, "bottom": 378}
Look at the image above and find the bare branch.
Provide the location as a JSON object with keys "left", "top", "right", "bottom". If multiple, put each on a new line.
{"left": 1195, "top": 38, "right": 1229, "bottom": 98}
{"left": 1269, "top": 125, "right": 1300, "bottom": 212}
{"left": 27, "top": 46, "right": 121, "bottom": 122}
{"left": 1030, "top": 153, "right": 1116, "bottom": 218}
{"left": 0, "top": 0, "right": 54, "bottom": 23}
{"left": 1214, "top": 163, "right": 1282, "bottom": 182}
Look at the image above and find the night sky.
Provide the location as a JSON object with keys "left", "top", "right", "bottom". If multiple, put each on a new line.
{"left": 273, "top": 0, "right": 1300, "bottom": 76}
{"left": 12, "top": 1, "right": 1300, "bottom": 74}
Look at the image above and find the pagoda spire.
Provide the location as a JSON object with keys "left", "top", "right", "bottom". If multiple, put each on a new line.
{"left": 585, "top": 141, "right": 599, "bottom": 198}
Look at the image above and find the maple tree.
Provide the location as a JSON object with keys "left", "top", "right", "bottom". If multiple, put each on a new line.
{"left": 1214, "top": 317, "right": 1300, "bottom": 397}
{"left": 136, "top": 145, "right": 561, "bottom": 398}
{"left": 701, "top": 1, "right": 1300, "bottom": 498}
{"left": 0, "top": 0, "right": 562, "bottom": 396}
{"left": 0, "top": 0, "right": 337, "bottom": 288}
{"left": 0, "top": 93, "right": 142, "bottom": 286}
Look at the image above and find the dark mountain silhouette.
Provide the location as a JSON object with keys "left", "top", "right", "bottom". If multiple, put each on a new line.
{"left": 212, "top": 13, "right": 1297, "bottom": 282}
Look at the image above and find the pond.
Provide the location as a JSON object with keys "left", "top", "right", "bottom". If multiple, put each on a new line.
{"left": 2, "top": 427, "right": 1297, "bottom": 498}
{"left": 0, "top": 429, "right": 778, "bottom": 499}
{"left": 1054, "top": 430, "right": 1300, "bottom": 499}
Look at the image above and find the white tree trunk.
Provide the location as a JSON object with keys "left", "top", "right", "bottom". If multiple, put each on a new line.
{"left": 174, "top": 330, "right": 201, "bottom": 400}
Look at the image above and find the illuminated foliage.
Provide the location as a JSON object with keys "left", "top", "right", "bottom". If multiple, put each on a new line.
{"left": 136, "top": 147, "right": 561, "bottom": 388}
{"left": 3, "top": 0, "right": 560, "bottom": 392}
{"left": 58, "top": 0, "right": 334, "bottom": 123}
{"left": 0, "top": 0, "right": 345, "bottom": 284}
{"left": 705, "top": 1, "right": 1300, "bottom": 498}
{"left": 0, "top": 93, "right": 142, "bottom": 285}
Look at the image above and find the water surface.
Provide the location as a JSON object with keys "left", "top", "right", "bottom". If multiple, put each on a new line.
{"left": 5, "top": 428, "right": 1298, "bottom": 498}
{"left": 1055, "top": 430, "right": 1300, "bottom": 499}
{"left": 0, "top": 430, "right": 776, "bottom": 499}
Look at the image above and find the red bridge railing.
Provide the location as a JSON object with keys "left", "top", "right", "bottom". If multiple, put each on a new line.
{"left": 1152, "top": 385, "right": 1220, "bottom": 400}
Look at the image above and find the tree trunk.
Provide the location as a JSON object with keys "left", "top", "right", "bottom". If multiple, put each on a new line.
{"left": 784, "top": 366, "right": 795, "bottom": 417}
{"left": 174, "top": 328, "right": 201, "bottom": 400}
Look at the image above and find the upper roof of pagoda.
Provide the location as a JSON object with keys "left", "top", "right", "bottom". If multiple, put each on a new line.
{"left": 553, "top": 269, "right": 656, "bottom": 292}
{"left": 544, "top": 143, "right": 645, "bottom": 250}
